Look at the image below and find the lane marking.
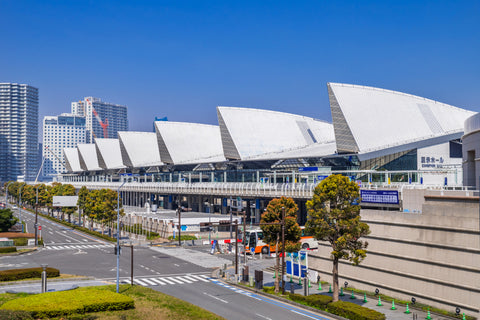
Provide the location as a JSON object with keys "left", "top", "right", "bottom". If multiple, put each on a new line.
{"left": 291, "top": 310, "right": 320, "bottom": 320}
{"left": 203, "top": 292, "right": 228, "bottom": 304}
{"left": 256, "top": 313, "right": 273, "bottom": 320}
{"left": 150, "top": 278, "right": 167, "bottom": 285}
{"left": 164, "top": 277, "right": 184, "bottom": 284}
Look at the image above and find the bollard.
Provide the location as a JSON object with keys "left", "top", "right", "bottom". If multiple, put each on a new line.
{"left": 363, "top": 292, "right": 368, "bottom": 303}
{"left": 308, "top": 279, "right": 312, "bottom": 288}
{"left": 289, "top": 275, "right": 293, "bottom": 283}
{"left": 340, "top": 287, "right": 344, "bottom": 296}
{"left": 273, "top": 270, "right": 276, "bottom": 279}
{"left": 425, "top": 309, "right": 432, "bottom": 320}
{"left": 298, "top": 277, "right": 302, "bottom": 285}
{"left": 377, "top": 296, "right": 383, "bottom": 306}
{"left": 405, "top": 303, "right": 411, "bottom": 314}
{"left": 350, "top": 290, "right": 355, "bottom": 299}
{"left": 317, "top": 281, "right": 322, "bottom": 291}
{"left": 328, "top": 285, "right": 332, "bottom": 293}
{"left": 462, "top": 313, "right": 466, "bottom": 320}
{"left": 391, "top": 299, "right": 396, "bottom": 310}
{"left": 41, "top": 264, "right": 48, "bottom": 293}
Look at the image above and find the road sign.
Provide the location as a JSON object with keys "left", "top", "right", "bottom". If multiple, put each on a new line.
{"left": 250, "top": 247, "right": 255, "bottom": 254}
{"left": 38, "top": 225, "right": 42, "bottom": 230}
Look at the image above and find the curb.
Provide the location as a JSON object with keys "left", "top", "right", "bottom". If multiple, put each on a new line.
{"left": 212, "top": 268, "right": 347, "bottom": 320}
{"left": 0, "top": 276, "right": 95, "bottom": 287}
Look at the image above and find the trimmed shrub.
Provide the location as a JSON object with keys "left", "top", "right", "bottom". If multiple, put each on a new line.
{"left": 0, "top": 267, "right": 60, "bottom": 282}
{"left": 0, "top": 247, "right": 17, "bottom": 254}
{"left": 12, "top": 238, "right": 27, "bottom": 246}
{"left": 288, "top": 293, "right": 332, "bottom": 310}
{"left": 328, "top": 301, "right": 386, "bottom": 320}
{"left": 167, "top": 235, "right": 197, "bottom": 241}
{"left": 0, "top": 310, "right": 34, "bottom": 320}
{"left": 0, "top": 288, "right": 134, "bottom": 318}
{"left": 262, "top": 286, "right": 275, "bottom": 294}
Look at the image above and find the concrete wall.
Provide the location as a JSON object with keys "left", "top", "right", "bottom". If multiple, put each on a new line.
{"left": 309, "top": 190, "right": 480, "bottom": 317}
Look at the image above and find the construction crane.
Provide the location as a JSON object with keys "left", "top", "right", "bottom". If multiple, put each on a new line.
{"left": 87, "top": 98, "right": 109, "bottom": 138}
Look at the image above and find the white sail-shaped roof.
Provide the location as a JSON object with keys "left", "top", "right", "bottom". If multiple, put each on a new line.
{"left": 118, "top": 132, "right": 162, "bottom": 168}
{"left": 77, "top": 143, "right": 102, "bottom": 171}
{"left": 155, "top": 121, "right": 226, "bottom": 164}
{"left": 95, "top": 138, "right": 126, "bottom": 170}
{"left": 63, "top": 148, "right": 83, "bottom": 172}
{"left": 217, "top": 106, "right": 336, "bottom": 160}
{"left": 328, "top": 83, "right": 476, "bottom": 158}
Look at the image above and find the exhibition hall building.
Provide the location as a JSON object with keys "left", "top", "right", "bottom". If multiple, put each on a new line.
{"left": 61, "top": 82, "right": 475, "bottom": 187}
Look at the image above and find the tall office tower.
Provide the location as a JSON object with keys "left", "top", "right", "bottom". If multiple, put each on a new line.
{"left": 0, "top": 83, "right": 39, "bottom": 182}
{"left": 42, "top": 114, "right": 86, "bottom": 178}
{"left": 71, "top": 97, "right": 128, "bottom": 143}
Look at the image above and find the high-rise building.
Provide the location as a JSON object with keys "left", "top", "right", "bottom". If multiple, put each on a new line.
{"left": 0, "top": 83, "right": 39, "bottom": 182}
{"left": 42, "top": 114, "right": 86, "bottom": 178}
{"left": 71, "top": 97, "right": 128, "bottom": 143}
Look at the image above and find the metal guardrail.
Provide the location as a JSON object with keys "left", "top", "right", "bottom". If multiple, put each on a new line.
{"left": 68, "top": 181, "right": 477, "bottom": 199}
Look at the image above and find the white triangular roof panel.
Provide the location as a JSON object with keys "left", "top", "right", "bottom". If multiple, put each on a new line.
{"left": 217, "top": 107, "right": 335, "bottom": 160}
{"left": 155, "top": 121, "right": 225, "bottom": 164}
{"left": 118, "top": 132, "right": 162, "bottom": 168}
{"left": 95, "top": 138, "right": 126, "bottom": 170}
{"left": 63, "top": 148, "right": 83, "bottom": 172}
{"left": 77, "top": 144, "right": 101, "bottom": 171}
{"left": 328, "top": 83, "right": 475, "bottom": 154}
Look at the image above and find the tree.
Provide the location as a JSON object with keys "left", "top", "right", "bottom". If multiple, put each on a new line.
{"left": 77, "top": 186, "right": 89, "bottom": 227}
{"left": 61, "top": 184, "right": 76, "bottom": 223}
{"left": 305, "top": 174, "right": 370, "bottom": 302}
{"left": 0, "top": 209, "right": 18, "bottom": 232}
{"left": 261, "top": 196, "right": 301, "bottom": 293}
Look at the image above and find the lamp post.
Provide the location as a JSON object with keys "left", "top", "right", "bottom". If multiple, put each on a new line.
{"left": 281, "top": 206, "right": 286, "bottom": 294}
{"left": 35, "top": 185, "right": 40, "bottom": 246}
{"left": 19, "top": 184, "right": 24, "bottom": 233}
{"left": 116, "top": 178, "right": 127, "bottom": 294}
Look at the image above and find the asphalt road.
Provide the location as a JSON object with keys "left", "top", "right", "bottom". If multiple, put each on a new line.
{"left": 1, "top": 206, "right": 334, "bottom": 320}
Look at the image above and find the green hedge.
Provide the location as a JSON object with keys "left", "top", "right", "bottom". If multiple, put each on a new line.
{"left": 0, "top": 247, "right": 16, "bottom": 254}
{"left": 0, "top": 287, "right": 134, "bottom": 318}
{"left": 288, "top": 293, "right": 332, "bottom": 310}
{"left": 12, "top": 238, "right": 27, "bottom": 246}
{"left": 328, "top": 301, "right": 386, "bottom": 320}
{"left": 0, "top": 310, "right": 34, "bottom": 320}
{"left": 168, "top": 235, "right": 197, "bottom": 241}
{"left": 0, "top": 267, "right": 60, "bottom": 282}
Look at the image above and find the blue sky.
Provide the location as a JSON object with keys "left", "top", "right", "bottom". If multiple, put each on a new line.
{"left": 1, "top": 1, "right": 479, "bottom": 132}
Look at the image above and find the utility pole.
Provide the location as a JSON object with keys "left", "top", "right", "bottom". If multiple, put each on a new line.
{"left": 243, "top": 208, "right": 247, "bottom": 265}
{"left": 235, "top": 221, "right": 238, "bottom": 278}
{"left": 177, "top": 195, "right": 182, "bottom": 247}
{"left": 281, "top": 207, "right": 286, "bottom": 294}
{"left": 35, "top": 185, "right": 40, "bottom": 246}
{"left": 19, "top": 184, "right": 24, "bottom": 233}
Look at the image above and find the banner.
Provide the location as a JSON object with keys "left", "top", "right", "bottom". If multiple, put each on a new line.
{"left": 360, "top": 190, "right": 399, "bottom": 204}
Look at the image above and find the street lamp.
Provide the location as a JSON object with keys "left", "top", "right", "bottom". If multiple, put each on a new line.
{"left": 19, "top": 184, "right": 24, "bottom": 233}
{"left": 35, "top": 185, "right": 40, "bottom": 246}
{"left": 116, "top": 177, "right": 127, "bottom": 293}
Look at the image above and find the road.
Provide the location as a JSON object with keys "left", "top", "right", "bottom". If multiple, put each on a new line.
{"left": 1, "top": 206, "right": 333, "bottom": 320}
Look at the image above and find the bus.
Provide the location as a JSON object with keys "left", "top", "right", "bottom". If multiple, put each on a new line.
{"left": 244, "top": 226, "right": 318, "bottom": 254}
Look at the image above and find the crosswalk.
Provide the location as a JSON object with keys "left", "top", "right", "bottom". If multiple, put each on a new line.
{"left": 123, "top": 274, "right": 212, "bottom": 287}
{"left": 45, "top": 243, "right": 114, "bottom": 250}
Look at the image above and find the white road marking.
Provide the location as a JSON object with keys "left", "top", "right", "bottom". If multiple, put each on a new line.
{"left": 203, "top": 292, "right": 228, "bottom": 304}
{"left": 150, "top": 278, "right": 167, "bottom": 285}
{"left": 190, "top": 275, "right": 210, "bottom": 282}
{"left": 141, "top": 278, "right": 157, "bottom": 286}
{"left": 133, "top": 279, "right": 148, "bottom": 286}
{"left": 256, "top": 313, "right": 273, "bottom": 320}
{"left": 290, "top": 310, "right": 319, "bottom": 320}
{"left": 164, "top": 277, "right": 184, "bottom": 284}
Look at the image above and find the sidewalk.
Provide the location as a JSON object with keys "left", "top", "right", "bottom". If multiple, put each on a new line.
{"left": 222, "top": 257, "right": 452, "bottom": 320}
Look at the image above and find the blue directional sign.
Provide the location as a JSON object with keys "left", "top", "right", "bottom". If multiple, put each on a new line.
{"left": 181, "top": 225, "right": 187, "bottom": 231}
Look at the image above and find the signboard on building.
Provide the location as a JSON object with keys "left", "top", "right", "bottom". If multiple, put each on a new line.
{"left": 360, "top": 190, "right": 399, "bottom": 204}
{"left": 52, "top": 196, "right": 79, "bottom": 207}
